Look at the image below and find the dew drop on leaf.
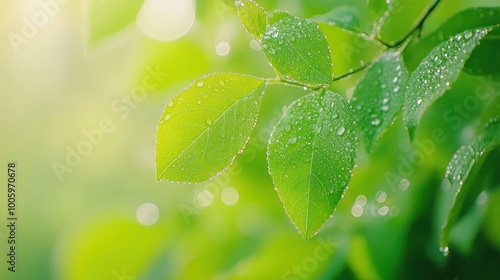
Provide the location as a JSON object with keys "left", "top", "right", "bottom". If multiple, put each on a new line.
{"left": 197, "top": 81, "right": 204, "bottom": 88}
{"left": 337, "top": 127, "right": 345, "bottom": 135}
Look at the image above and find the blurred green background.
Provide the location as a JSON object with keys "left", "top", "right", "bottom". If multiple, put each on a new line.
{"left": 1, "top": 0, "right": 500, "bottom": 279}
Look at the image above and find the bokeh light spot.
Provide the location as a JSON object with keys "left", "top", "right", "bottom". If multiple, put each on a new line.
{"left": 136, "top": 203, "right": 160, "bottom": 226}
{"left": 221, "top": 187, "right": 239, "bottom": 206}
{"left": 216, "top": 41, "right": 231, "bottom": 56}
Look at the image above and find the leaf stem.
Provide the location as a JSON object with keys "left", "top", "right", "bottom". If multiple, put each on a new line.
{"left": 269, "top": 78, "right": 322, "bottom": 91}
{"left": 378, "top": 0, "right": 442, "bottom": 48}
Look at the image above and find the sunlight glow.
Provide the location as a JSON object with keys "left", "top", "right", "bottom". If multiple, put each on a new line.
{"left": 137, "top": 0, "right": 196, "bottom": 41}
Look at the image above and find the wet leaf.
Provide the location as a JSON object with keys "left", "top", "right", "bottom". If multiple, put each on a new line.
{"left": 441, "top": 118, "right": 500, "bottom": 250}
{"left": 405, "top": 7, "right": 500, "bottom": 74}
{"left": 267, "top": 91, "right": 357, "bottom": 239}
{"left": 262, "top": 15, "right": 333, "bottom": 87}
{"left": 403, "top": 27, "right": 492, "bottom": 139}
{"left": 155, "top": 73, "right": 267, "bottom": 183}
{"left": 236, "top": 0, "right": 267, "bottom": 40}
{"left": 351, "top": 51, "right": 409, "bottom": 151}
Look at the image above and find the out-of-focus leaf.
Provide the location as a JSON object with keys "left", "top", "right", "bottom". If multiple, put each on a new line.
{"left": 236, "top": 0, "right": 267, "bottom": 40}
{"left": 441, "top": 118, "right": 500, "bottom": 250}
{"left": 56, "top": 217, "right": 168, "bottom": 280}
{"left": 267, "top": 91, "right": 357, "bottom": 239}
{"left": 266, "top": 10, "right": 291, "bottom": 25}
{"left": 403, "top": 27, "right": 492, "bottom": 139}
{"left": 86, "top": 0, "right": 144, "bottom": 44}
{"left": 312, "top": 6, "right": 362, "bottom": 32}
{"left": 137, "top": 39, "right": 210, "bottom": 91}
{"left": 155, "top": 73, "right": 267, "bottom": 183}
{"left": 319, "top": 23, "right": 386, "bottom": 78}
{"left": 262, "top": 15, "right": 333, "bottom": 86}
{"left": 351, "top": 51, "right": 409, "bottom": 151}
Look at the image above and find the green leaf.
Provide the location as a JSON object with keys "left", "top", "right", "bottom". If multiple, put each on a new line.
{"left": 368, "top": 0, "right": 388, "bottom": 20}
{"left": 312, "top": 6, "right": 362, "bottom": 32}
{"left": 403, "top": 27, "right": 492, "bottom": 139}
{"left": 267, "top": 91, "right": 357, "bottom": 239}
{"left": 464, "top": 37, "right": 500, "bottom": 76}
{"left": 351, "top": 51, "right": 409, "bottom": 151}
{"left": 261, "top": 15, "right": 333, "bottom": 87}
{"left": 155, "top": 73, "right": 267, "bottom": 183}
{"left": 236, "top": 0, "right": 267, "bottom": 40}
{"left": 441, "top": 118, "right": 500, "bottom": 250}
{"left": 405, "top": 7, "right": 500, "bottom": 74}
{"left": 319, "top": 23, "right": 386, "bottom": 78}
{"left": 87, "top": 0, "right": 143, "bottom": 44}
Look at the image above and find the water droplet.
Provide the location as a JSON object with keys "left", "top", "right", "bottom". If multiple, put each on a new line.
{"left": 219, "top": 80, "right": 225, "bottom": 86}
{"left": 381, "top": 105, "right": 389, "bottom": 111}
{"left": 440, "top": 246, "right": 449, "bottom": 256}
{"left": 417, "top": 98, "right": 423, "bottom": 105}
{"left": 284, "top": 124, "right": 291, "bottom": 132}
{"left": 337, "top": 127, "right": 345, "bottom": 135}
{"left": 315, "top": 126, "right": 322, "bottom": 134}
{"left": 288, "top": 137, "right": 297, "bottom": 144}
{"left": 332, "top": 113, "right": 338, "bottom": 119}
{"left": 371, "top": 119, "right": 381, "bottom": 126}
{"left": 392, "top": 77, "right": 398, "bottom": 83}
{"left": 393, "top": 86, "right": 400, "bottom": 92}
{"left": 382, "top": 97, "right": 389, "bottom": 104}
{"left": 163, "top": 114, "right": 171, "bottom": 122}
{"left": 201, "top": 92, "right": 210, "bottom": 99}
{"left": 197, "top": 100, "right": 201, "bottom": 105}
{"left": 206, "top": 118, "right": 212, "bottom": 125}
{"left": 167, "top": 99, "right": 174, "bottom": 107}
{"left": 197, "top": 81, "right": 204, "bottom": 88}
